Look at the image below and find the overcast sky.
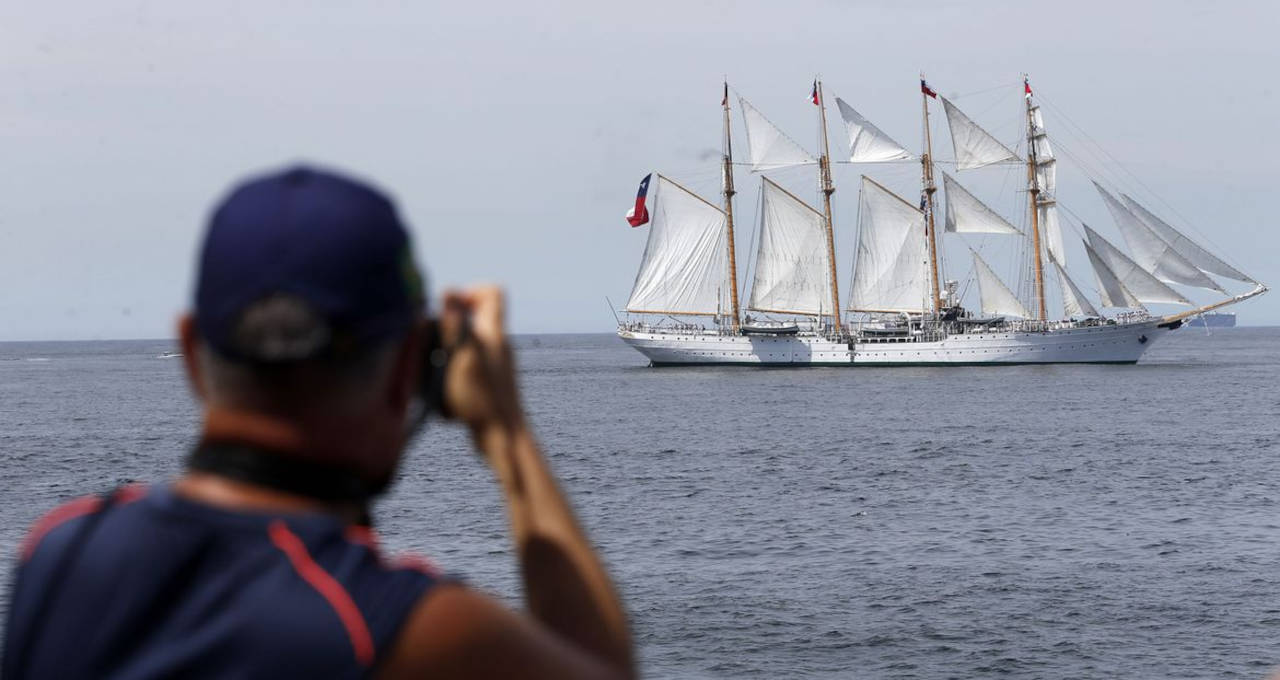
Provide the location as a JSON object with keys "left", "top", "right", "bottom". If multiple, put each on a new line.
{"left": 1, "top": 0, "right": 1276, "bottom": 340}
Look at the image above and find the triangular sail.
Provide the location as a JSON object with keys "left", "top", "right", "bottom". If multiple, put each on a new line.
{"left": 941, "top": 173, "right": 1020, "bottom": 234}
{"left": 849, "top": 177, "right": 930, "bottom": 313}
{"left": 972, "top": 251, "right": 1031, "bottom": 318}
{"left": 1094, "top": 182, "right": 1225, "bottom": 293}
{"left": 1052, "top": 258, "right": 1100, "bottom": 318}
{"left": 747, "top": 178, "right": 831, "bottom": 315}
{"left": 1083, "top": 225, "right": 1191, "bottom": 306}
{"left": 625, "top": 176, "right": 727, "bottom": 315}
{"left": 834, "top": 97, "right": 912, "bottom": 163}
{"left": 1030, "top": 105, "right": 1066, "bottom": 264}
{"left": 940, "top": 97, "right": 1020, "bottom": 170}
{"left": 738, "top": 97, "right": 815, "bottom": 173}
{"left": 1084, "top": 241, "right": 1142, "bottom": 308}
{"left": 1119, "top": 193, "right": 1252, "bottom": 283}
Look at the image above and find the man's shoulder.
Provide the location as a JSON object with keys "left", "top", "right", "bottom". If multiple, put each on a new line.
{"left": 19, "top": 484, "right": 149, "bottom": 563}
{"left": 337, "top": 525, "right": 445, "bottom": 579}
{"left": 10, "top": 486, "right": 452, "bottom": 675}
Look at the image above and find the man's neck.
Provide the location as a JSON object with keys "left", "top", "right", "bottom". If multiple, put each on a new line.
{"left": 202, "top": 407, "right": 310, "bottom": 452}
{"left": 176, "top": 406, "right": 369, "bottom": 524}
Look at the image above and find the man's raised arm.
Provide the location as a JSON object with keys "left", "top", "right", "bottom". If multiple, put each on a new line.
{"left": 380, "top": 287, "right": 634, "bottom": 679}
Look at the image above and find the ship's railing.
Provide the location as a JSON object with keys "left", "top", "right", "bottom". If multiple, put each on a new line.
{"left": 1111, "top": 310, "right": 1154, "bottom": 325}
{"left": 621, "top": 314, "right": 1148, "bottom": 340}
{"left": 617, "top": 321, "right": 716, "bottom": 334}
{"left": 1004, "top": 316, "right": 1143, "bottom": 332}
{"left": 842, "top": 314, "right": 1148, "bottom": 341}
{"left": 619, "top": 320, "right": 850, "bottom": 340}
{"left": 617, "top": 321, "right": 745, "bottom": 337}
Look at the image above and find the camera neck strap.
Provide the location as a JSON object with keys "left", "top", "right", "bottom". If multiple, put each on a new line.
{"left": 188, "top": 441, "right": 382, "bottom": 515}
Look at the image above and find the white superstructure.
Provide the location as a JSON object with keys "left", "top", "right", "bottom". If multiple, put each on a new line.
{"left": 615, "top": 77, "right": 1265, "bottom": 367}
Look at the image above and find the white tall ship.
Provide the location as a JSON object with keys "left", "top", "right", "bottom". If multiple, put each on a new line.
{"left": 616, "top": 78, "right": 1266, "bottom": 366}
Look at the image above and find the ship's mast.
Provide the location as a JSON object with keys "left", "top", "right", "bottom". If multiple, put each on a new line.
{"left": 920, "top": 75, "right": 944, "bottom": 315}
{"left": 721, "top": 82, "right": 741, "bottom": 332}
{"left": 815, "top": 79, "right": 843, "bottom": 331}
{"left": 1024, "top": 75, "right": 1047, "bottom": 320}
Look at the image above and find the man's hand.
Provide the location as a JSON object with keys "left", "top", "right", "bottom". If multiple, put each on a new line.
{"left": 439, "top": 286, "right": 525, "bottom": 437}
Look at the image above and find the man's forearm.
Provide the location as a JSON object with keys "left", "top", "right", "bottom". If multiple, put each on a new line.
{"left": 478, "top": 424, "right": 634, "bottom": 674}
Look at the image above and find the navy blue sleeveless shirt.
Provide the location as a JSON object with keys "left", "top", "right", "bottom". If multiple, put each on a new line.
{"left": 3, "top": 484, "right": 441, "bottom": 679}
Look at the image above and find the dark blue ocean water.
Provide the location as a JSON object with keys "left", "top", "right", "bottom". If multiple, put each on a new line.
{"left": 2, "top": 329, "right": 1279, "bottom": 678}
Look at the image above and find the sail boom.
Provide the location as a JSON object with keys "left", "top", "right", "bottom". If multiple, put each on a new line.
{"left": 626, "top": 309, "right": 723, "bottom": 317}
{"left": 657, "top": 173, "right": 726, "bottom": 215}
{"left": 1160, "top": 283, "right": 1269, "bottom": 324}
{"left": 748, "top": 305, "right": 827, "bottom": 316}
{"left": 863, "top": 175, "right": 924, "bottom": 213}
{"left": 762, "top": 176, "right": 823, "bottom": 218}
{"left": 625, "top": 175, "right": 729, "bottom": 316}
{"left": 847, "top": 307, "right": 929, "bottom": 314}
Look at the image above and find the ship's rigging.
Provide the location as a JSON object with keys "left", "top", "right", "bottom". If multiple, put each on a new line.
{"left": 616, "top": 76, "right": 1266, "bottom": 366}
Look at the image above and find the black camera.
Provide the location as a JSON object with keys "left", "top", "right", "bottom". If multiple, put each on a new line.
{"left": 417, "top": 318, "right": 464, "bottom": 419}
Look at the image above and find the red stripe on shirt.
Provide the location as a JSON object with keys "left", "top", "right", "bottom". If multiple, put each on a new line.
{"left": 269, "top": 520, "right": 375, "bottom": 667}
{"left": 343, "top": 525, "right": 380, "bottom": 552}
{"left": 20, "top": 484, "right": 149, "bottom": 561}
{"left": 343, "top": 525, "right": 442, "bottom": 577}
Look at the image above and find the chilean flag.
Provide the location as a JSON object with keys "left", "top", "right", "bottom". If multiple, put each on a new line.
{"left": 810, "top": 81, "right": 820, "bottom": 106}
{"left": 626, "top": 173, "right": 652, "bottom": 227}
{"left": 920, "top": 79, "right": 937, "bottom": 99}
{"left": 1024, "top": 80, "right": 1033, "bottom": 99}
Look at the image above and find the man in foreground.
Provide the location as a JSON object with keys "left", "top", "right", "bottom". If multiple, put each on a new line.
{"left": 3, "top": 166, "right": 634, "bottom": 678}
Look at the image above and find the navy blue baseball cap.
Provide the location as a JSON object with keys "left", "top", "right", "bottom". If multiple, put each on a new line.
{"left": 194, "top": 165, "right": 425, "bottom": 362}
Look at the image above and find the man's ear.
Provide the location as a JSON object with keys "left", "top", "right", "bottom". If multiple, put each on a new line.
{"left": 178, "top": 314, "right": 208, "bottom": 401}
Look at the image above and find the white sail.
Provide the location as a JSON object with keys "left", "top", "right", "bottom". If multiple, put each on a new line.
{"left": 940, "top": 97, "right": 1020, "bottom": 170}
{"left": 942, "top": 173, "right": 1020, "bottom": 234}
{"left": 738, "top": 97, "right": 815, "bottom": 173}
{"left": 834, "top": 97, "right": 912, "bottom": 163}
{"left": 1084, "top": 241, "right": 1142, "bottom": 308}
{"left": 1037, "top": 203, "right": 1066, "bottom": 267}
{"left": 1030, "top": 105, "right": 1066, "bottom": 264}
{"left": 747, "top": 178, "right": 831, "bottom": 315}
{"left": 1094, "top": 182, "right": 1225, "bottom": 293}
{"left": 1052, "top": 258, "right": 1100, "bottom": 318}
{"left": 849, "top": 177, "right": 929, "bottom": 313}
{"left": 972, "top": 252, "right": 1030, "bottom": 318}
{"left": 1030, "top": 107, "right": 1057, "bottom": 194}
{"left": 625, "top": 176, "right": 727, "bottom": 315}
{"left": 1083, "top": 225, "right": 1191, "bottom": 306}
{"left": 1119, "top": 193, "right": 1252, "bottom": 283}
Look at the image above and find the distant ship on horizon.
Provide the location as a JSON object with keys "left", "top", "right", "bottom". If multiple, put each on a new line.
{"left": 615, "top": 76, "right": 1264, "bottom": 366}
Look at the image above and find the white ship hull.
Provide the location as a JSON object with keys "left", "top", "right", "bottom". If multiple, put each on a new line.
{"left": 618, "top": 319, "right": 1175, "bottom": 366}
